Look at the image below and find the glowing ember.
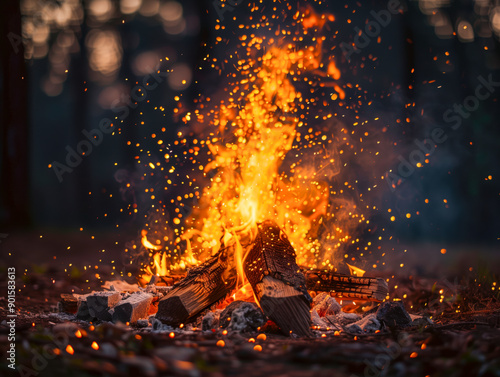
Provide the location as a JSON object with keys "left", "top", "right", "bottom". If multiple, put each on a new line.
{"left": 346, "top": 263, "right": 366, "bottom": 277}
{"left": 141, "top": 230, "right": 162, "bottom": 251}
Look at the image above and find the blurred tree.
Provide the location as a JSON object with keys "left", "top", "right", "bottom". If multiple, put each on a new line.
{"left": 0, "top": 0, "right": 30, "bottom": 229}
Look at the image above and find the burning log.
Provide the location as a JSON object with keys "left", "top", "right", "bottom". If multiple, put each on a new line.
{"left": 303, "top": 269, "right": 388, "bottom": 302}
{"left": 155, "top": 238, "right": 238, "bottom": 326}
{"left": 244, "top": 220, "right": 313, "bottom": 337}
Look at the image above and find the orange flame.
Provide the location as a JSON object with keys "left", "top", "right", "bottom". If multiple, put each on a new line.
{"left": 140, "top": 5, "right": 368, "bottom": 286}
{"left": 347, "top": 263, "right": 366, "bottom": 277}
{"left": 141, "top": 230, "right": 162, "bottom": 251}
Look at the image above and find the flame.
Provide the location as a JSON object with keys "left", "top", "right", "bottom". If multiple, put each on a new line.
{"left": 141, "top": 230, "right": 162, "bottom": 251}
{"left": 346, "top": 263, "right": 366, "bottom": 277}
{"left": 142, "top": 229, "right": 200, "bottom": 280}
{"left": 140, "top": 5, "right": 370, "bottom": 286}
{"left": 186, "top": 26, "right": 333, "bottom": 267}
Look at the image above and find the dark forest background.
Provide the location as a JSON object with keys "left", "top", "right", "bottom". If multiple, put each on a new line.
{"left": 1, "top": 0, "right": 500, "bottom": 248}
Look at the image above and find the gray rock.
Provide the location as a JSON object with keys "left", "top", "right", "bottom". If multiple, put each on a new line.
{"left": 202, "top": 310, "right": 221, "bottom": 331}
{"left": 220, "top": 301, "right": 266, "bottom": 332}
{"left": 136, "top": 319, "right": 150, "bottom": 328}
{"left": 376, "top": 301, "right": 412, "bottom": 328}
{"left": 150, "top": 317, "right": 173, "bottom": 332}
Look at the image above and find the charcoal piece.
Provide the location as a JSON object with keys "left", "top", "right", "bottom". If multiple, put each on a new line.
{"left": 376, "top": 301, "right": 412, "bottom": 327}
{"left": 87, "top": 291, "right": 121, "bottom": 321}
{"left": 76, "top": 297, "right": 91, "bottom": 321}
{"left": 219, "top": 301, "right": 266, "bottom": 332}
{"left": 112, "top": 292, "right": 153, "bottom": 324}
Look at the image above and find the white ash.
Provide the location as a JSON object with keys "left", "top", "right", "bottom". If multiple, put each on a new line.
{"left": 219, "top": 301, "right": 266, "bottom": 332}
{"left": 345, "top": 313, "right": 382, "bottom": 334}
{"left": 311, "top": 292, "right": 341, "bottom": 317}
{"left": 324, "top": 312, "right": 361, "bottom": 327}
{"left": 311, "top": 309, "right": 332, "bottom": 329}
{"left": 202, "top": 310, "right": 221, "bottom": 331}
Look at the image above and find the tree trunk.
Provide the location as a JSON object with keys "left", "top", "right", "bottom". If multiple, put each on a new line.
{"left": 0, "top": 0, "right": 30, "bottom": 229}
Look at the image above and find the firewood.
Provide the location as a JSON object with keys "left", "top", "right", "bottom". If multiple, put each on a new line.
{"left": 87, "top": 291, "right": 122, "bottom": 321}
{"left": 244, "top": 220, "right": 313, "bottom": 337}
{"left": 156, "top": 239, "right": 238, "bottom": 326}
{"left": 158, "top": 274, "right": 185, "bottom": 286}
{"left": 155, "top": 269, "right": 388, "bottom": 302}
{"left": 303, "top": 269, "right": 388, "bottom": 302}
{"left": 58, "top": 293, "right": 79, "bottom": 314}
{"left": 112, "top": 292, "right": 153, "bottom": 324}
{"left": 158, "top": 268, "right": 388, "bottom": 303}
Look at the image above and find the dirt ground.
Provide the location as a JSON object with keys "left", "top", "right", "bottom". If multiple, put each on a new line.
{"left": 0, "top": 231, "right": 499, "bottom": 376}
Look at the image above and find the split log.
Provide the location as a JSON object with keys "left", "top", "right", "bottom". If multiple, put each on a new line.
{"left": 112, "top": 292, "right": 153, "bottom": 324}
{"left": 58, "top": 294, "right": 79, "bottom": 314}
{"left": 244, "top": 220, "right": 312, "bottom": 337}
{"left": 303, "top": 269, "right": 388, "bottom": 302}
{"left": 156, "top": 239, "right": 238, "bottom": 326}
